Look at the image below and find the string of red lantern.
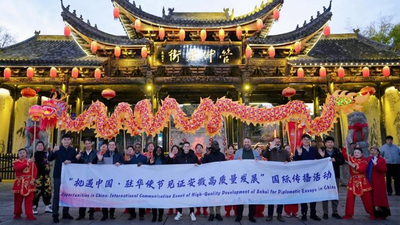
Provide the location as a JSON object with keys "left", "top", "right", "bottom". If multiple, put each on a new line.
{"left": 27, "top": 67, "right": 34, "bottom": 80}
{"left": 323, "top": 24, "right": 331, "bottom": 37}
{"left": 134, "top": 19, "right": 141, "bottom": 31}
{"left": 268, "top": 46, "right": 275, "bottom": 59}
{"left": 3, "top": 68, "right": 11, "bottom": 80}
{"left": 64, "top": 26, "right": 71, "bottom": 38}
{"left": 159, "top": 27, "right": 165, "bottom": 40}
{"left": 219, "top": 28, "right": 225, "bottom": 42}
{"left": 236, "top": 26, "right": 242, "bottom": 40}
{"left": 337, "top": 66, "right": 345, "bottom": 78}
{"left": 273, "top": 9, "right": 280, "bottom": 20}
{"left": 50, "top": 67, "right": 57, "bottom": 80}
{"left": 71, "top": 67, "right": 79, "bottom": 79}
{"left": 91, "top": 41, "right": 98, "bottom": 54}
{"left": 94, "top": 68, "right": 101, "bottom": 80}
{"left": 200, "top": 29, "right": 207, "bottom": 42}
{"left": 245, "top": 45, "right": 253, "bottom": 59}
{"left": 114, "top": 46, "right": 121, "bottom": 59}
{"left": 294, "top": 41, "right": 302, "bottom": 54}
{"left": 362, "top": 67, "right": 370, "bottom": 77}
{"left": 382, "top": 66, "right": 390, "bottom": 77}
{"left": 141, "top": 46, "right": 148, "bottom": 59}
{"left": 179, "top": 29, "right": 185, "bottom": 41}
{"left": 113, "top": 7, "right": 120, "bottom": 19}
{"left": 319, "top": 66, "right": 326, "bottom": 78}
{"left": 102, "top": 88, "right": 116, "bottom": 100}
{"left": 297, "top": 68, "right": 304, "bottom": 78}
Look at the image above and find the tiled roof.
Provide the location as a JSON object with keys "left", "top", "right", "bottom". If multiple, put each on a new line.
{"left": 0, "top": 34, "right": 107, "bottom": 67}
{"left": 61, "top": 1, "right": 148, "bottom": 45}
{"left": 112, "top": 0, "right": 283, "bottom": 28}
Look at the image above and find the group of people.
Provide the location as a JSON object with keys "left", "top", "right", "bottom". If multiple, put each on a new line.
{"left": 12, "top": 133, "right": 397, "bottom": 223}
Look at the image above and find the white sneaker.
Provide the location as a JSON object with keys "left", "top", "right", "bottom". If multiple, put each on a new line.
{"left": 45, "top": 205, "right": 53, "bottom": 213}
{"left": 174, "top": 212, "right": 182, "bottom": 221}
{"left": 190, "top": 212, "right": 196, "bottom": 221}
{"left": 285, "top": 213, "right": 291, "bottom": 218}
{"left": 33, "top": 207, "right": 38, "bottom": 215}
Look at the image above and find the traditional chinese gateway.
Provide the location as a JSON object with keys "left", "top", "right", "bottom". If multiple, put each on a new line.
{"left": 0, "top": 0, "right": 400, "bottom": 155}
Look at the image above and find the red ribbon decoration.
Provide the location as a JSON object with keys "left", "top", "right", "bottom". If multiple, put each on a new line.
{"left": 26, "top": 126, "right": 41, "bottom": 143}
{"left": 348, "top": 123, "right": 368, "bottom": 142}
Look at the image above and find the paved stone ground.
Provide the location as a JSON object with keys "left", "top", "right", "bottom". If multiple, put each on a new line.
{"left": 0, "top": 182, "right": 399, "bottom": 225}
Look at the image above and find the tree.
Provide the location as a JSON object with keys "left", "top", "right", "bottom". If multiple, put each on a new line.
{"left": 389, "top": 23, "right": 400, "bottom": 50}
{"left": 0, "top": 26, "right": 16, "bottom": 48}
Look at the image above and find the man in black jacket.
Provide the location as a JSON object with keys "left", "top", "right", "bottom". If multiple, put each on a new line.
{"left": 317, "top": 136, "right": 344, "bottom": 220}
{"left": 75, "top": 137, "right": 97, "bottom": 221}
{"left": 48, "top": 133, "right": 77, "bottom": 223}
{"left": 201, "top": 141, "right": 226, "bottom": 221}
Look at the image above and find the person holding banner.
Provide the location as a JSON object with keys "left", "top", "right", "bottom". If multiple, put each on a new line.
{"left": 201, "top": 141, "right": 226, "bottom": 221}
{"left": 33, "top": 141, "right": 52, "bottom": 215}
{"left": 264, "top": 137, "right": 290, "bottom": 222}
{"left": 224, "top": 144, "right": 237, "bottom": 217}
{"left": 143, "top": 142, "right": 155, "bottom": 162}
{"left": 75, "top": 137, "right": 98, "bottom": 221}
{"left": 283, "top": 145, "right": 299, "bottom": 218}
{"left": 316, "top": 136, "right": 344, "bottom": 220}
{"left": 170, "top": 141, "right": 198, "bottom": 221}
{"left": 166, "top": 145, "right": 180, "bottom": 216}
{"left": 48, "top": 133, "right": 77, "bottom": 223}
{"left": 294, "top": 134, "right": 321, "bottom": 221}
{"left": 341, "top": 147, "right": 375, "bottom": 220}
{"left": 194, "top": 143, "right": 209, "bottom": 217}
{"left": 149, "top": 146, "right": 167, "bottom": 222}
{"left": 234, "top": 137, "right": 261, "bottom": 223}
{"left": 366, "top": 146, "right": 391, "bottom": 219}
{"left": 13, "top": 148, "right": 37, "bottom": 220}
{"left": 97, "top": 140, "right": 123, "bottom": 221}
{"left": 124, "top": 143, "right": 148, "bottom": 221}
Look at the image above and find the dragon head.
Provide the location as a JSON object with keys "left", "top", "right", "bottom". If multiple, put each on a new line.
{"left": 332, "top": 89, "right": 371, "bottom": 114}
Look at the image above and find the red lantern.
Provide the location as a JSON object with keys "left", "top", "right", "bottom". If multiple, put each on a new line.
{"left": 114, "top": 46, "right": 121, "bottom": 59}
{"left": 50, "top": 67, "right": 57, "bottom": 80}
{"left": 27, "top": 67, "right": 34, "bottom": 80}
{"left": 134, "top": 19, "right": 141, "bottom": 31}
{"left": 282, "top": 87, "right": 296, "bottom": 98}
{"left": 323, "top": 25, "right": 331, "bottom": 37}
{"left": 362, "top": 67, "right": 370, "bottom": 77}
{"left": 94, "top": 68, "right": 101, "bottom": 80}
{"left": 236, "top": 26, "right": 242, "bottom": 40}
{"left": 245, "top": 45, "right": 253, "bottom": 59}
{"left": 141, "top": 46, "right": 148, "bottom": 59}
{"left": 294, "top": 41, "right": 301, "bottom": 54}
{"left": 29, "top": 105, "right": 44, "bottom": 122}
{"left": 337, "top": 67, "right": 345, "bottom": 78}
{"left": 200, "top": 29, "right": 207, "bottom": 42}
{"left": 179, "top": 29, "right": 185, "bottom": 41}
{"left": 71, "top": 67, "right": 79, "bottom": 79}
{"left": 360, "top": 86, "right": 376, "bottom": 96}
{"left": 91, "top": 41, "right": 98, "bottom": 54}
{"left": 64, "top": 26, "right": 71, "bottom": 37}
{"left": 3, "top": 67, "right": 11, "bottom": 80}
{"left": 101, "top": 88, "right": 116, "bottom": 100}
{"left": 113, "top": 7, "right": 120, "bottom": 19}
{"left": 21, "top": 88, "right": 36, "bottom": 98}
{"left": 297, "top": 68, "right": 304, "bottom": 78}
{"left": 383, "top": 66, "right": 390, "bottom": 77}
{"left": 319, "top": 66, "right": 326, "bottom": 78}
{"left": 268, "top": 46, "right": 275, "bottom": 59}
{"left": 256, "top": 19, "right": 263, "bottom": 31}
{"left": 159, "top": 27, "right": 165, "bottom": 40}
{"left": 218, "top": 28, "right": 225, "bottom": 42}
{"left": 273, "top": 9, "right": 280, "bottom": 20}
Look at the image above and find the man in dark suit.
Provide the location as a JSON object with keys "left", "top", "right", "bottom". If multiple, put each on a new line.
{"left": 294, "top": 134, "right": 321, "bottom": 222}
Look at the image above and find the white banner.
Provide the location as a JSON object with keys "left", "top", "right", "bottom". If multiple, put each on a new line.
{"left": 60, "top": 158, "right": 338, "bottom": 208}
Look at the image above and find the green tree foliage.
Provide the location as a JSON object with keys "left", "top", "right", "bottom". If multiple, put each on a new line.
{"left": 361, "top": 15, "right": 400, "bottom": 50}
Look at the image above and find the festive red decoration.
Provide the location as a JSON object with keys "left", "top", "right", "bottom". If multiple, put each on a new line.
{"left": 50, "top": 67, "right": 57, "bottom": 80}
{"left": 219, "top": 28, "right": 225, "bottom": 42}
{"left": 268, "top": 46, "right": 275, "bottom": 59}
{"left": 286, "top": 121, "right": 304, "bottom": 154}
{"left": 113, "top": 7, "right": 120, "bottom": 19}
{"left": 362, "top": 67, "right": 370, "bottom": 77}
{"left": 360, "top": 86, "right": 376, "bottom": 96}
{"left": 319, "top": 66, "right": 326, "bottom": 78}
{"left": 21, "top": 88, "right": 36, "bottom": 98}
{"left": 26, "top": 67, "right": 34, "bottom": 79}
{"left": 337, "top": 67, "right": 345, "bottom": 78}
{"left": 29, "top": 105, "right": 44, "bottom": 122}
{"left": 91, "top": 41, "right": 98, "bottom": 54}
{"left": 114, "top": 46, "right": 121, "bottom": 59}
{"left": 3, "top": 67, "right": 11, "bottom": 80}
{"left": 141, "top": 46, "right": 148, "bottom": 59}
{"left": 200, "top": 29, "right": 207, "bottom": 42}
{"left": 245, "top": 45, "right": 253, "bottom": 59}
{"left": 282, "top": 87, "right": 296, "bottom": 98}
{"left": 294, "top": 41, "right": 302, "bottom": 54}
{"left": 236, "top": 26, "right": 242, "bottom": 40}
{"left": 159, "top": 27, "right": 165, "bottom": 40}
{"left": 323, "top": 24, "right": 331, "bottom": 37}
{"left": 256, "top": 19, "right": 263, "bottom": 31}
{"left": 179, "top": 29, "right": 185, "bottom": 41}
{"left": 273, "top": 9, "right": 280, "bottom": 20}
{"left": 64, "top": 26, "right": 71, "bottom": 37}
{"left": 94, "top": 68, "right": 101, "bottom": 80}
{"left": 297, "top": 68, "right": 304, "bottom": 78}
{"left": 134, "top": 19, "right": 141, "bottom": 31}
{"left": 102, "top": 88, "right": 116, "bottom": 100}
{"left": 382, "top": 66, "right": 390, "bottom": 77}
{"left": 71, "top": 67, "right": 79, "bottom": 79}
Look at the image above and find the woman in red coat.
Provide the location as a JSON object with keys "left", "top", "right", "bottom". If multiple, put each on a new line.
{"left": 13, "top": 148, "right": 37, "bottom": 220}
{"left": 366, "top": 146, "right": 391, "bottom": 219}
{"left": 342, "top": 147, "right": 375, "bottom": 220}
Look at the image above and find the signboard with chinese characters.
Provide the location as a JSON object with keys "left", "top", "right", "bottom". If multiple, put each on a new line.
{"left": 155, "top": 44, "right": 242, "bottom": 66}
